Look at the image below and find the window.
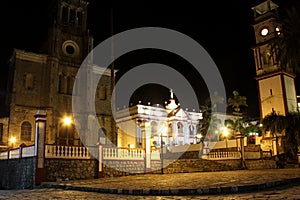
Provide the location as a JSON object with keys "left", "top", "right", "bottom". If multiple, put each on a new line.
{"left": 263, "top": 50, "right": 271, "bottom": 66}
{"left": 77, "top": 11, "right": 82, "bottom": 26}
{"left": 69, "top": 9, "right": 76, "bottom": 24}
{"left": 24, "top": 73, "right": 34, "bottom": 90}
{"left": 270, "top": 89, "right": 273, "bottom": 96}
{"left": 58, "top": 74, "right": 64, "bottom": 93}
{"left": 189, "top": 125, "right": 195, "bottom": 137}
{"left": 67, "top": 76, "right": 73, "bottom": 94}
{"left": 21, "top": 122, "right": 32, "bottom": 141}
{"left": 62, "top": 6, "right": 68, "bottom": 24}
{"left": 177, "top": 122, "right": 183, "bottom": 134}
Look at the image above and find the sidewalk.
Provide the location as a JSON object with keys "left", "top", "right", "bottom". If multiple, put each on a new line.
{"left": 40, "top": 168, "right": 300, "bottom": 196}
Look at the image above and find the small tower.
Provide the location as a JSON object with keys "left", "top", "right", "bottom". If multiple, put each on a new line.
{"left": 165, "top": 89, "right": 179, "bottom": 111}
{"left": 251, "top": 0, "right": 298, "bottom": 118}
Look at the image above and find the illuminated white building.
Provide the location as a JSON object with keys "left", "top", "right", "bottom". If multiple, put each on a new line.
{"left": 116, "top": 90, "right": 203, "bottom": 149}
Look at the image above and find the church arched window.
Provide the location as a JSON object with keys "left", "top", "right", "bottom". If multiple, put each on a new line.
{"left": 177, "top": 122, "right": 183, "bottom": 134}
{"left": 21, "top": 121, "right": 32, "bottom": 141}
{"left": 66, "top": 76, "right": 73, "bottom": 94}
{"left": 189, "top": 125, "right": 195, "bottom": 137}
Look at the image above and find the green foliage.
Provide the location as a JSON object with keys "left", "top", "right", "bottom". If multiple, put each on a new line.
{"left": 269, "top": 2, "right": 300, "bottom": 73}
{"left": 227, "top": 91, "right": 248, "bottom": 114}
{"left": 262, "top": 110, "right": 300, "bottom": 161}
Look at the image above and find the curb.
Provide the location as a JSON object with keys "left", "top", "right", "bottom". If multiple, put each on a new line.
{"left": 40, "top": 177, "right": 300, "bottom": 196}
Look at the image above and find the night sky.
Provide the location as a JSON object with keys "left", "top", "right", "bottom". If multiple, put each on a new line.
{"left": 0, "top": 0, "right": 296, "bottom": 118}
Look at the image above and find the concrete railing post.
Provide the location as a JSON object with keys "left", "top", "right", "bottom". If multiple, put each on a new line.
{"left": 34, "top": 110, "right": 47, "bottom": 185}
{"left": 236, "top": 131, "right": 246, "bottom": 169}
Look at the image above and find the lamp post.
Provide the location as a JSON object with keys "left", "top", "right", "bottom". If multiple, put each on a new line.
{"left": 160, "top": 132, "right": 164, "bottom": 174}
{"left": 63, "top": 117, "right": 72, "bottom": 145}
{"left": 222, "top": 127, "right": 229, "bottom": 157}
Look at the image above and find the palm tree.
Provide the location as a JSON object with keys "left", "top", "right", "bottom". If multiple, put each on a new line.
{"left": 269, "top": 1, "right": 300, "bottom": 73}
{"left": 227, "top": 91, "right": 248, "bottom": 115}
{"left": 262, "top": 110, "right": 286, "bottom": 156}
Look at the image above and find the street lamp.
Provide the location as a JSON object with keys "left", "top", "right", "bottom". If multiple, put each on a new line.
{"left": 222, "top": 127, "right": 229, "bottom": 156}
{"left": 63, "top": 117, "right": 72, "bottom": 126}
{"left": 195, "top": 133, "right": 202, "bottom": 144}
{"left": 9, "top": 137, "right": 16, "bottom": 148}
{"left": 160, "top": 125, "right": 167, "bottom": 174}
{"left": 61, "top": 116, "right": 73, "bottom": 146}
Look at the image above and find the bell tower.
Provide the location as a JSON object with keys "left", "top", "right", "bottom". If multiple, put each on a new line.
{"left": 47, "top": 0, "right": 93, "bottom": 65}
{"left": 251, "top": 0, "right": 298, "bottom": 118}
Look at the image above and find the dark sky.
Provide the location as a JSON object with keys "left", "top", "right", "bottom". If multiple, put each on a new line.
{"left": 0, "top": 0, "right": 296, "bottom": 118}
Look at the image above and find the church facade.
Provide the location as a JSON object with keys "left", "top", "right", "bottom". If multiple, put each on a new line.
{"left": 0, "top": 0, "right": 116, "bottom": 149}
{"left": 116, "top": 90, "right": 203, "bottom": 150}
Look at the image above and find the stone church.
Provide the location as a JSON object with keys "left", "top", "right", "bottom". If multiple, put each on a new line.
{"left": 0, "top": 0, "right": 116, "bottom": 149}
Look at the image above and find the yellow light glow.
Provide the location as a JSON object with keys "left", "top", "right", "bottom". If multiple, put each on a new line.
{"left": 63, "top": 117, "right": 72, "bottom": 125}
{"left": 196, "top": 133, "right": 202, "bottom": 139}
{"left": 9, "top": 137, "right": 16, "bottom": 144}
{"left": 222, "top": 127, "right": 229, "bottom": 137}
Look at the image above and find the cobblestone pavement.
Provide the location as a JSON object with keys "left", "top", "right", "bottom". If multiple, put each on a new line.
{"left": 41, "top": 168, "right": 300, "bottom": 195}
{"left": 1, "top": 184, "right": 300, "bottom": 199}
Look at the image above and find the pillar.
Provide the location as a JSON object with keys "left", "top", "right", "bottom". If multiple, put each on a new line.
{"left": 98, "top": 145, "right": 104, "bottom": 177}
{"left": 144, "top": 122, "right": 152, "bottom": 173}
{"left": 236, "top": 131, "right": 246, "bottom": 169}
{"left": 34, "top": 110, "right": 47, "bottom": 185}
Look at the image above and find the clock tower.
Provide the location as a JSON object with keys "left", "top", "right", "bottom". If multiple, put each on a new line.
{"left": 251, "top": 0, "right": 298, "bottom": 119}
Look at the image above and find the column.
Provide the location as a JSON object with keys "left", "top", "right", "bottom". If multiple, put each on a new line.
{"left": 34, "top": 110, "right": 47, "bottom": 185}
{"left": 236, "top": 131, "right": 246, "bottom": 169}
{"left": 145, "top": 122, "right": 152, "bottom": 173}
{"left": 98, "top": 145, "right": 103, "bottom": 177}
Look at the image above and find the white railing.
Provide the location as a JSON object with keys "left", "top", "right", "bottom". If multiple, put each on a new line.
{"left": 45, "top": 145, "right": 92, "bottom": 159}
{"left": 22, "top": 146, "right": 35, "bottom": 158}
{"left": 205, "top": 151, "right": 241, "bottom": 160}
{"left": 9, "top": 149, "right": 21, "bottom": 159}
{"left": 151, "top": 149, "right": 161, "bottom": 160}
{"left": 102, "top": 147, "right": 145, "bottom": 160}
{"left": 0, "top": 145, "right": 35, "bottom": 160}
{"left": 0, "top": 151, "right": 8, "bottom": 159}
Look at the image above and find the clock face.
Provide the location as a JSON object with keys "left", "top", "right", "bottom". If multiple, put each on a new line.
{"left": 260, "top": 27, "right": 269, "bottom": 36}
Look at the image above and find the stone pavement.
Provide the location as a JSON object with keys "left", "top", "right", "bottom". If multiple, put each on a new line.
{"left": 40, "top": 168, "right": 300, "bottom": 196}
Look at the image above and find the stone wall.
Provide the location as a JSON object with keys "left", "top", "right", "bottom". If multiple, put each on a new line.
{"left": 44, "top": 159, "right": 98, "bottom": 181}
{"left": 163, "top": 159, "right": 242, "bottom": 174}
{"left": 102, "top": 160, "right": 145, "bottom": 177}
{"left": 245, "top": 159, "right": 277, "bottom": 169}
{"left": 0, "top": 157, "right": 36, "bottom": 189}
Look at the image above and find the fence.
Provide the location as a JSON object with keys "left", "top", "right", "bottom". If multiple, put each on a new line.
{"left": 45, "top": 145, "right": 93, "bottom": 159}
{"left": 0, "top": 145, "right": 35, "bottom": 159}
{"left": 205, "top": 151, "right": 241, "bottom": 160}
{"left": 102, "top": 147, "right": 145, "bottom": 160}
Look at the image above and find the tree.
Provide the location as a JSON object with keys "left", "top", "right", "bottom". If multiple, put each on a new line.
{"left": 198, "top": 105, "right": 221, "bottom": 142}
{"left": 284, "top": 112, "right": 300, "bottom": 161}
{"left": 227, "top": 91, "right": 248, "bottom": 115}
{"left": 262, "top": 110, "right": 286, "bottom": 156}
{"left": 269, "top": 1, "right": 300, "bottom": 73}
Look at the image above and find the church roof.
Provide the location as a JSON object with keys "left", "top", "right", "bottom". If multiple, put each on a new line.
{"left": 251, "top": 0, "right": 279, "bottom": 15}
